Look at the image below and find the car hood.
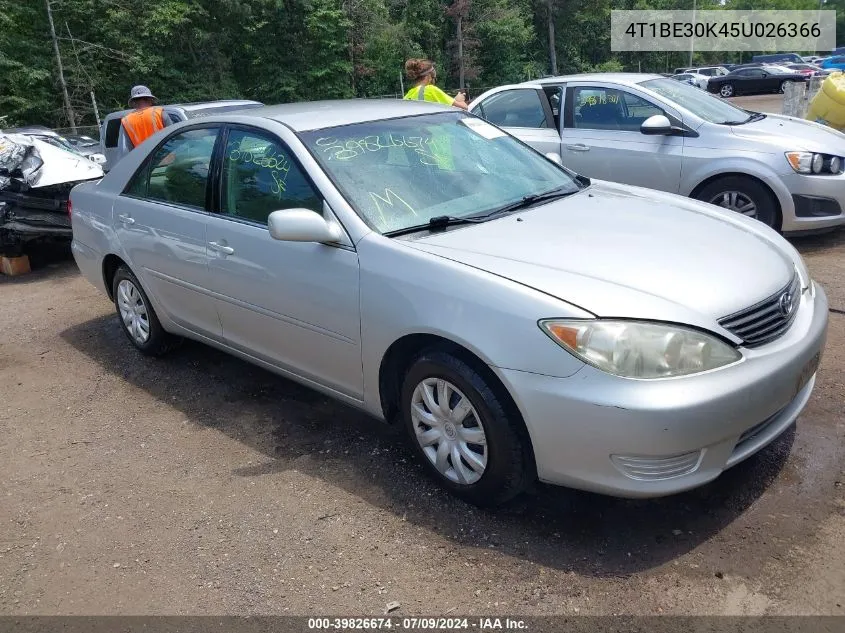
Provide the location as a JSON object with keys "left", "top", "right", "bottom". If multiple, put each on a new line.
{"left": 403, "top": 182, "right": 796, "bottom": 329}
{"left": 730, "top": 113, "right": 845, "bottom": 154}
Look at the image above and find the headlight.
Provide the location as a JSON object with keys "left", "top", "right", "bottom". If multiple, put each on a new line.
{"left": 785, "top": 151, "right": 844, "bottom": 174}
{"left": 539, "top": 319, "right": 742, "bottom": 379}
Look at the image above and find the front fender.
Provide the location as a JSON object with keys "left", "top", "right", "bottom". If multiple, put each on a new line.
{"left": 680, "top": 156, "right": 793, "bottom": 221}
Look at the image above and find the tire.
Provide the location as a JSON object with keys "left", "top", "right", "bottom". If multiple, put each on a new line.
{"left": 112, "top": 265, "right": 180, "bottom": 356}
{"left": 779, "top": 80, "right": 791, "bottom": 93}
{"left": 400, "top": 350, "right": 531, "bottom": 506}
{"left": 719, "top": 83, "right": 734, "bottom": 98}
{"left": 695, "top": 176, "right": 780, "bottom": 230}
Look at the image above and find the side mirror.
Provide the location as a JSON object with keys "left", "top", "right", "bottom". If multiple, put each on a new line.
{"left": 640, "top": 114, "right": 674, "bottom": 135}
{"left": 267, "top": 208, "right": 343, "bottom": 243}
{"left": 545, "top": 152, "right": 563, "bottom": 165}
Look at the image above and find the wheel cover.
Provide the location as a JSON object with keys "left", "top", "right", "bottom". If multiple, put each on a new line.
{"left": 720, "top": 85, "right": 733, "bottom": 97}
{"left": 117, "top": 279, "right": 150, "bottom": 344}
{"left": 709, "top": 190, "right": 757, "bottom": 218}
{"left": 410, "top": 377, "right": 488, "bottom": 485}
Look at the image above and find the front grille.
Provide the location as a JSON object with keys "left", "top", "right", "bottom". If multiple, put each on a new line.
{"left": 718, "top": 274, "right": 801, "bottom": 347}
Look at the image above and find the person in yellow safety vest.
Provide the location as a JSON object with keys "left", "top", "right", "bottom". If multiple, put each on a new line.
{"left": 403, "top": 59, "right": 468, "bottom": 110}
{"left": 118, "top": 85, "right": 172, "bottom": 154}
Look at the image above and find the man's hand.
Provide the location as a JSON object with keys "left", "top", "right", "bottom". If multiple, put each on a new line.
{"left": 454, "top": 91, "right": 467, "bottom": 105}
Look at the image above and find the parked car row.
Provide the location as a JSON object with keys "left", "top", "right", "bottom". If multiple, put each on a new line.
{"left": 69, "top": 96, "right": 830, "bottom": 506}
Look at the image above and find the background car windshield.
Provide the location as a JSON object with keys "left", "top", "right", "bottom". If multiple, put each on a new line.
{"left": 300, "top": 112, "right": 579, "bottom": 234}
{"left": 639, "top": 78, "right": 750, "bottom": 124}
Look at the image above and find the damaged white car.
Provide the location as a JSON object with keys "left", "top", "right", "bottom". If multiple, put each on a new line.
{"left": 0, "top": 133, "right": 103, "bottom": 255}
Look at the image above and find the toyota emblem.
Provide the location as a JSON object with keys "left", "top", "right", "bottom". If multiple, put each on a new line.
{"left": 778, "top": 291, "right": 794, "bottom": 317}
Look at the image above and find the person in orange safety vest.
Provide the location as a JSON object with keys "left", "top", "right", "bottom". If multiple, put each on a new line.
{"left": 118, "top": 85, "right": 172, "bottom": 154}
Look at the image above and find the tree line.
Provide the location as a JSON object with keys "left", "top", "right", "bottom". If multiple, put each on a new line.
{"left": 2, "top": 0, "right": 844, "bottom": 131}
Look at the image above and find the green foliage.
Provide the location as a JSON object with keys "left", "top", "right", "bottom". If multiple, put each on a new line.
{"left": 0, "top": 0, "right": 840, "bottom": 129}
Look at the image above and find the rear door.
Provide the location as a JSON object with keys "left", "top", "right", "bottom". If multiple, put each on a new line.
{"left": 560, "top": 82, "right": 684, "bottom": 192}
{"left": 114, "top": 125, "right": 222, "bottom": 338}
{"left": 469, "top": 87, "right": 561, "bottom": 156}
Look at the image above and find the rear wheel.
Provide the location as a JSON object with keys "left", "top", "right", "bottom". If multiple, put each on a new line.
{"left": 400, "top": 351, "right": 531, "bottom": 506}
{"left": 779, "top": 80, "right": 791, "bottom": 93}
{"left": 696, "top": 176, "right": 780, "bottom": 230}
{"left": 719, "top": 83, "right": 734, "bottom": 98}
{"left": 112, "top": 265, "right": 180, "bottom": 356}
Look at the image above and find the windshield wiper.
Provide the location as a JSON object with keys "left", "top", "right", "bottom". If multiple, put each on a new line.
{"left": 723, "top": 111, "right": 766, "bottom": 125}
{"left": 470, "top": 185, "right": 579, "bottom": 220}
{"left": 383, "top": 215, "right": 485, "bottom": 238}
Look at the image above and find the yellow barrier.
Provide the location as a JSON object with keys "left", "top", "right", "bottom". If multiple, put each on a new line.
{"left": 806, "top": 71, "right": 845, "bottom": 129}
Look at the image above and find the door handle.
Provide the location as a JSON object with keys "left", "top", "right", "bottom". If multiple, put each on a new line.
{"left": 564, "top": 144, "right": 590, "bottom": 152}
{"left": 117, "top": 214, "right": 135, "bottom": 225}
{"left": 208, "top": 241, "right": 234, "bottom": 255}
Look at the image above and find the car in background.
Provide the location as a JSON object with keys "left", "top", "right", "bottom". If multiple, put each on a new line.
{"left": 820, "top": 56, "right": 845, "bottom": 71}
{"left": 706, "top": 65, "right": 808, "bottom": 97}
{"left": 673, "top": 66, "right": 730, "bottom": 78}
{"left": 69, "top": 99, "right": 828, "bottom": 505}
{"left": 468, "top": 73, "right": 845, "bottom": 232}
{"left": 1, "top": 126, "right": 106, "bottom": 166}
{"left": 752, "top": 53, "right": 803, "bottom": 64}
{"left": 785, "top": 62, "right": 834, "bottom": 77}
{"left": 100, "top": 99, "right": 264, "bottom": 171}
{"left": 671, "top": 72, "right": 709, "bottom": 89}
{"left": 65, "top": 134, "right": 108, "bottom": 163}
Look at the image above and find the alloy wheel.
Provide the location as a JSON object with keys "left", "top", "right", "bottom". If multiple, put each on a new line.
{"left": 117, "top": 279, "right": 150, "bottom": 344}
{"left": 410, "top": 377, "right": 488, "bottom": 485}
{"left": 709, "top": 190, "right": 757, "bottom": 218}
{"left": 720, "top": 84, "right": 733, "bottom": 97}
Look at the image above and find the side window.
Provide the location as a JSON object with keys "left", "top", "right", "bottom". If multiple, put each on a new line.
{"left": 221, "top": 129, "right": 322, "bottom": 225}
{"left": 570, "top": 87, "right": 664, "bottom": 132}
{"left": 104, "top": 119, "right": 121, "bottom": 149}
{"left": 619, "top": 92, "right": 664, "bottom": 130}
{"left": 476, "top": 90, "right": 549, "bottom": 128}
{"left": 145, "top": 127, "right": 218, "bottom": 209}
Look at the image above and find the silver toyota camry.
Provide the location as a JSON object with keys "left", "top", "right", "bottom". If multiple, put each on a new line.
{"left": 70, "top": 100, "right": 829, "bottom": 506}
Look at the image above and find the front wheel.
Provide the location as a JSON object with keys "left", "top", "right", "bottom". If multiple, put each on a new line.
{"left": 400, "top": 351, "right": 531, "bottom": 506}
{"left": 719, "top": 83, "right": 734, "bottom": 98}
{"left": 696, "top": 176, "right": 780, "bottom": 230}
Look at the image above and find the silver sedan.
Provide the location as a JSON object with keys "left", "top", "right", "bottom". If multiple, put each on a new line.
{"left": 70, "top": 100, "right": 828, "bottom": 505}
{"left": 469, "top": 73, "right": 845, "bottom": 233}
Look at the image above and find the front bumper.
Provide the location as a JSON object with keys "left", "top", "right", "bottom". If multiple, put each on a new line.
{"left": 778, "top": 171, "right": 845, "bottom": 232}
{"left": 497, "top": 282, "right": 829, "bottom": 498}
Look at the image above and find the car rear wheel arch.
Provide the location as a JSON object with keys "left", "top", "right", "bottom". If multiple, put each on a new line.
{"left": 102, "top": 254, "right": 127, "bottom": 301}
{"left": 378, "top": 334, "right": 537, "bottom": 478}
{"left": 690, "top": 173, "right": 782, "bottom": 230}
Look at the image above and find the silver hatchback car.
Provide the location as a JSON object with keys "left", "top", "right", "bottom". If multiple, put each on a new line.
{"left": 70, "top": 100, "right": 828, "bottom": 505}
{"left": 470, "top": 73, "right": 845, "bottom": 233}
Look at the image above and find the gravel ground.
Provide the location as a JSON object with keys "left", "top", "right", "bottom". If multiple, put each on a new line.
{"left": 1, "top": 93, "right": 843, "bottom": 615}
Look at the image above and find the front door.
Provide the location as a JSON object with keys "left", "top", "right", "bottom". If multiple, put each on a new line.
{"left": 114, "top": 126, "right": 222, "bottom": 338}
{"left": 560, "top": 84, "right": 684, "bottom": 193}
{"left": 204, "top": 126, "right": 363, "bottom": 399}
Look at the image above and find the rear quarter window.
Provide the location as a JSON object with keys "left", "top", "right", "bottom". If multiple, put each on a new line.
{"left": 104, "top": 119, "right": 121, "bottom": 148}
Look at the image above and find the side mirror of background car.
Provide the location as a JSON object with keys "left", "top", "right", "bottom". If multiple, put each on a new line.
{"left": 640, "top": 115, "right": 674, "bottom": 135}
{"left": 545, "top": 152, "right": 563, "bottom": 165}
{"left": 267, "top": 208, "right": 343, "bottom": 243}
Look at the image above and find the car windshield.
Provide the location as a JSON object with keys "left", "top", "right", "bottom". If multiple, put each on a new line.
{"left": 299, "top": 112, "right": 581, "bottom": 234}
{"left": 639, "top": 77, "right": 751, "bottom": 124}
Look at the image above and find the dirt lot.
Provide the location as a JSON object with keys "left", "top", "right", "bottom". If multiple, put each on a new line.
{"left": 1, "top": 93, "right": 843, "bottom": 616}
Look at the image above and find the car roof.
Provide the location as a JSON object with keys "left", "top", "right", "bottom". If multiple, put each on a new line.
{"left": 245, "top": 99, "right": 452, "bottom": 132}
{"left": 2, "top": 125, "right": 57, "bottom": 136}
{"left": 531, "top": 73, "right": 665, "bottom": 87}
